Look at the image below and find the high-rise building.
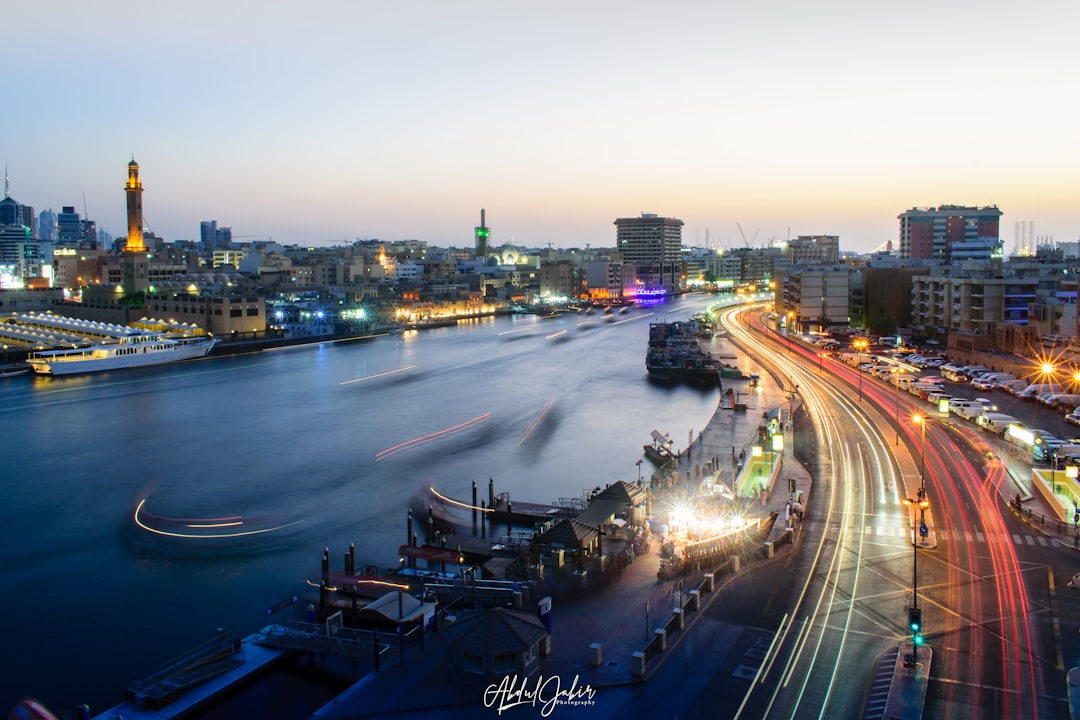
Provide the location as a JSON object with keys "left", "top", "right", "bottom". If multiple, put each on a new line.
{"left": 38, "top": 208, "right": 56, "bottom": 241}
{"left": 57, "top": 206, "right": 83, "bottom": 244}
{"left": 898, "top": 205, "right": 1002, "bottom": 263}
{"left": 200, "top": 220, "right": 217, "bottom": 249}
{"left": 614, "top": 212, "right": 684, "bottom": 294}
{"left": 0, "top": 172, "right": 36, "bottom": 276}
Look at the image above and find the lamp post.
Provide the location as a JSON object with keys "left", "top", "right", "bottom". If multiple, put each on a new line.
{"left": 636, "top": 459, "right": 643, "bottom": 483}
{"left": 853, "top": 338, "right": 868, "bottom": 402}
{"left": 894, "top": 367, "right": 905, "bottom": 445}
{"left": 913, "top": 414, "right": 927, "bottom": 493}
{"left": 902, "top": 492, "right": 930, "bottom": 663}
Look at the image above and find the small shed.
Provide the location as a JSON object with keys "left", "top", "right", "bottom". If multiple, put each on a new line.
{"left": 534, "top": 518, "right": 600, "bottom": 571}
{"left": 445, "top": 607, "right": 549, "bottom": 681}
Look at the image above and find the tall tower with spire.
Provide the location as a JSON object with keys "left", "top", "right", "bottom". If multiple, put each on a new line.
{"left": 124, "top": 157, "right": 146, "bottom": 253}
{"left": 121, "top": 157, "right": 149, "bottom": 294}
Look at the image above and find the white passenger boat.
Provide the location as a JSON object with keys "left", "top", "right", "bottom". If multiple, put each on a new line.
{"left": 28, "top": 333, "right": 218, "bottom": 375}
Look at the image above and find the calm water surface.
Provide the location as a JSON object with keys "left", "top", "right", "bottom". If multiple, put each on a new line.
{"left": 0, "top": 294, "right": 729, "bottom": 714}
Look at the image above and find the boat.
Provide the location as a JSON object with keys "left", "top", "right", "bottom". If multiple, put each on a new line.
{"left": 9, "top": 698, "right": 59, "bottom": 720}
{"left": 0, "top": 367, "right": 30, "bottom": 378}
{"left": 27, "top": 333, "right": 218, "bottom": 375}
{"left": 643, "top": 429, "right": 675, "bottom": 465}
{"left": 645, "top": 320, "right": 722, "bottom": 386}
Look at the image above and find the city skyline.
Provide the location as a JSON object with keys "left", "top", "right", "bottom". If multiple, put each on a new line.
{"left": 5, "top": 1, "right": 1078, "bottom": 253}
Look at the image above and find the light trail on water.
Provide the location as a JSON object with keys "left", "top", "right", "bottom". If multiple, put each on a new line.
{"left": 374, "top": 412, "right": 493, "bottom": 461}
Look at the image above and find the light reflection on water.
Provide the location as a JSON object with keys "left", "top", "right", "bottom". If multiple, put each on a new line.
{"left": 0, "top": 294, "right": 728, "bottom": 713}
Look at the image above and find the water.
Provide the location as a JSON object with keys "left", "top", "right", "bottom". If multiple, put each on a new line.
{"left": 0, "top": 294, "right": 725, "bottom": 715}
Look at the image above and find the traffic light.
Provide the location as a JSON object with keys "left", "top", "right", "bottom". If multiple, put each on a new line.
{"left": 909, "top": 607, "right": 923, "bottom": 645}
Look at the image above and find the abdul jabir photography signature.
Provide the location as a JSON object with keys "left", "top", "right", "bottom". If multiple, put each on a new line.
{"left": 484, "top": 673, "right": 597, "bottom": 716}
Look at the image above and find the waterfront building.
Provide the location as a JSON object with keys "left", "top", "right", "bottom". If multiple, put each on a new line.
{"left": 898, "top": 205, "right": 1002, "bottom": 263}
{"left": 538, "top": 259, "right": 581, "bottom": 300}
{"left": 614, "top": 212, "right": 683, "bottom": 295}
{"left": 582, "top": 259, "right": 624, "bottom": 299}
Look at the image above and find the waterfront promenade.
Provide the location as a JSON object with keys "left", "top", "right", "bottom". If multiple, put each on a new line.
{"left": 308, "top": 335, "right": 808, "bottom": 718}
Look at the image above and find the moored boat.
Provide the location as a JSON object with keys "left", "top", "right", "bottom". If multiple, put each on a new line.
{"left": 643, "top": 429, "right": 674, "bottom": 465}
{"left": 28, "top": 333, "right": 217, "bottom": 375}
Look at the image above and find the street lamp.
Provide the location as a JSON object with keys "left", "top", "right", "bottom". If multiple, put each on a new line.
{"left": 636, "top": 459, "right": 643, "bottom": 483}
{"left": 1035, "top": 362, "right": 1056, "bottom": 419}
{"left": 913, "top": 414, "right": 927, "bottom": 493}
{"left": 853, "top": 338, "right": 868, "bottom": 402}
{"left": 893, "top": 367, "right": 905, "bottom": 445}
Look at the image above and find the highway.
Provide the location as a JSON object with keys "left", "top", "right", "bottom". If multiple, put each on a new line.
{"left": 710, "top": 304, "right": 1070, "bottom": 719}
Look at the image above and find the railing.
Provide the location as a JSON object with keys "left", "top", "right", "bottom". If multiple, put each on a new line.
{"left": 1010, "top": 496, "right": 1080, "bottom": 542}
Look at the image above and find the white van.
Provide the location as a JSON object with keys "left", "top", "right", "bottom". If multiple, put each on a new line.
{"left": 997, "top": 378, "right": 1027, "bottom": 393}
{"left": 980, "top": 414, "right": 1023, "bottom": 435}
{"left": 975, "top": 372, "right": 1014, "bottom": 385}
{"left": 1048, "top": 394, "right": 1080, "bottom": 412}
{"left": 1019, "top": 384, "right": 1061, "bottom": 399}
{"left": 952, "top": 402, "right": 985, "bottom": 421}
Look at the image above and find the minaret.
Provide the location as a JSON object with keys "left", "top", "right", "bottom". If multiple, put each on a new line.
{"left": 124, "top": 157, "right": 146, "bottom": 252}
{"left": 474, "top": 208, "right": 490, "bottom": 260}
{"left": 121, "top": 157, "right": 150, "bottom": 294}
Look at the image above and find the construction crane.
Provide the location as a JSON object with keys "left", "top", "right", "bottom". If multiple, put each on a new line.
{"left": 736, "top": 222, "right": 760, "bottom": 248}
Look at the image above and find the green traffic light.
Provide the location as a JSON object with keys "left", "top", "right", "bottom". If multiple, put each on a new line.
{"left": 913, "top": 634, "right": 924, "bottom": 646}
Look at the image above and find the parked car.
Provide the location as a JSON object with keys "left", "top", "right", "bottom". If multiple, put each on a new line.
{"left": 974, "top": 397, "right": 998, "bottom": 412}
{"left": 972, "top": 378, "right": 995, "bottom": 390}
{"left": 1066, "top": 412, "right": 1080, "bottom": 427}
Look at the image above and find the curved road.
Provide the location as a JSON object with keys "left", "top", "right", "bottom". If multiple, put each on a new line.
{"left": 710, "top": 305, "right": 1067, "bottom": 719}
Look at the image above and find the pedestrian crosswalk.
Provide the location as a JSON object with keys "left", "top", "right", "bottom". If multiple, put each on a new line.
{"left": 809, "top": 521, "right": 1055, "bottom": 546}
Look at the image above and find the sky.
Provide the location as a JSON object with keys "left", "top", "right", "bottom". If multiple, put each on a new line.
{"left": 5, "top": 1, "right": 1078, "bottom": 254}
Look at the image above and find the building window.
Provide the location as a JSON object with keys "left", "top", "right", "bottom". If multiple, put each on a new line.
{"left": 247, "top": 308, "right": 259, "bottom": 316}
{"left": 230, "top": 309, "right": 242, "bottom": 317}
{"left": 463, "top": 653, "right": 484, "bottom": 674}
{"left": 493, "top": 653, "right": 517, "bottom": 674}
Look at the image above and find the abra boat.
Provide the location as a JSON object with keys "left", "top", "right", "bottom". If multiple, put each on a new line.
{"left": 28, "top": 333, "right": 218, "bottom": 375}
{"left": 644, "top": 429, "right": 674, "bottom": 465}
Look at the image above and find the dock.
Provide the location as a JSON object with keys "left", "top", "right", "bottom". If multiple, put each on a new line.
{"left": 92, "top": 632, "right": 286, "bottom": 720}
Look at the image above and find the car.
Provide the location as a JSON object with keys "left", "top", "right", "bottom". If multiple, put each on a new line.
{"left": 924, "top": 359, "right": 945, "bottom": 367}
{"left": 1066, "top": 413, "right": 1080, "bottom": 427}
{"left": 974, "top": 397, "right": 998, "bottom": 412}
{"left": 972, "top": 378, "right": 995, "bottom": 390}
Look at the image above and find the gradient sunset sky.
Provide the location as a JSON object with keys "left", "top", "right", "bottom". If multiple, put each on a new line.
{"left": 6, "top": 1, "right": 1077, "bottom": 253}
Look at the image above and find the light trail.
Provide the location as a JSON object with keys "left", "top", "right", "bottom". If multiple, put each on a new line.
{"left": 374, "top": 412, "right": 492, "bottom": 461}
{"left": 724, "top": 303, "right": 896, "bottom": 719}
{"left": 609, "top": 311, "right": 654, "bottom": 326}
{"left": 517, "top": 397, "right": 557, "bottom": 446}
{"left": 545, "top": 329, "right": 567, "bottom": 340}
{"left": 340, "top": 364, "right": 416, "bottom": 385}
{"left": 134, "top": 498, "right": 303, "bottom": 539}
{"left": 429, "top": 486, "right": 495, "bottom": 513}
{"left": 497, "top": 327, "right": 533, "bottom": 336}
